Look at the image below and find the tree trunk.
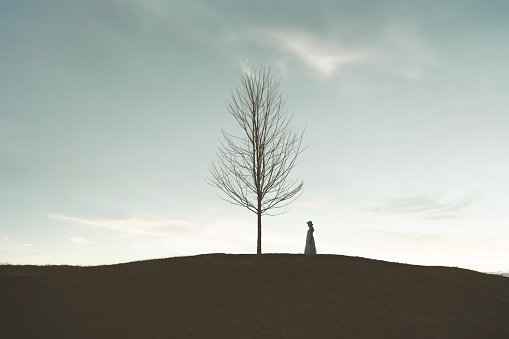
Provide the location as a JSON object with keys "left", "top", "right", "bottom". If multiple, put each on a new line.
{"left": 257, "top": 200, "right": 262, "bottom": 255}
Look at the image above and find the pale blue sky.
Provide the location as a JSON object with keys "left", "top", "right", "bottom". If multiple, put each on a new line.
{"left": 1, "top": 0, "right": 509, "bottom": 272}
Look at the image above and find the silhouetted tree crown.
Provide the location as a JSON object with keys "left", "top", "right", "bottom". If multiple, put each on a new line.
{"left": 207, "top": 65, "right": 305, "bottom": 254}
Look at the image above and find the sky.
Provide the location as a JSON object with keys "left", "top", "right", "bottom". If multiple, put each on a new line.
{"left": 1, "top": 0, "right": 509, "bottom": 272}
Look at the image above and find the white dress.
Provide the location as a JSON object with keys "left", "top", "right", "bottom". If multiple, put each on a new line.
{"left": 304, "top": 227, "right": 317, "bottom": 255}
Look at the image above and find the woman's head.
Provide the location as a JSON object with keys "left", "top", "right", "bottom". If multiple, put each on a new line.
{"left": 307, "top": 220, "right": 313, "bottom": 227}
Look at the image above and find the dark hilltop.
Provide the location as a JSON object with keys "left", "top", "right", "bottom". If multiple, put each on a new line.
{"left": 1, "top": 254, "right": 509, "bottom": 338}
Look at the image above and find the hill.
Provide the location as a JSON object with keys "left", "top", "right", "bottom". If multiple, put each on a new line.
{"left": 1, "top": 254, "right": 509, "bottom": 338}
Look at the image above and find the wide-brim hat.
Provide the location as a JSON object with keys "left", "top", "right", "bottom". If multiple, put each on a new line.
{"left": 307, "top": 220, "right": 313, "bottom": 225}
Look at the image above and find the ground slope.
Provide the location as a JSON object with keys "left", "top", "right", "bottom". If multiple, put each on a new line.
{"left": 1, "top": 254, "right": 509, "bottom": 338}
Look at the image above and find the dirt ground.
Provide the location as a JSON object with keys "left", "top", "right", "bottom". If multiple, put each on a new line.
{"left": 1, "top": 254, "right": 509, "bottom": 338}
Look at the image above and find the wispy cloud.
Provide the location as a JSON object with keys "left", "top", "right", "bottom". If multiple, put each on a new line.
{"left": 250, "top": 28, "right": 363, "bottom": 77}
{"left": 69, "top": 236, "right": 95, "bottom": 244}
{"left": 358, "top": 191, "right": 480, "bottom": 219}
{"left": 114, "top": 2, "right": 438, "bottom": 81}
{"left": 299, "top": 190, "right": 480, "bottom": 219}
{"left": 1, "top": 235, "right": 36, "bottom": 252}
{"left": 238, "top": 59, "right": 254, "bottom": 76}
{"left": 49, "top": 214, "right": 198, "bottom": 236}
{"left": 244, "top": 25, "right": 437, "bottom": 80}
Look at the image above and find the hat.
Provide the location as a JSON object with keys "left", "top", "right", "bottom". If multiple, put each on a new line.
{"left": 307, "top": 220, "right": 313, "bottom": 225}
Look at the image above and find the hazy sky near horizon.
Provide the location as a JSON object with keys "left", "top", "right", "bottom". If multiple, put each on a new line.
{"left": 1, "top": 0, "right": 509, "bottom": 272}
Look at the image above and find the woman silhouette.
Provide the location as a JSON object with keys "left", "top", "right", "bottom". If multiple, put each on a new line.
{"left": 304, "top": 221, "right": 317, "bottom": 255}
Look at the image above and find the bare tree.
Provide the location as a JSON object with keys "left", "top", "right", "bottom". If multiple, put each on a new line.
{"left": 207, "top": 65, "right": 305, "bottom": 255}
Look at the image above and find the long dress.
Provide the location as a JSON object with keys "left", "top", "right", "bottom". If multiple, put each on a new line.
{"left": 304, "top": 227, "right": 317, "bottom": 255}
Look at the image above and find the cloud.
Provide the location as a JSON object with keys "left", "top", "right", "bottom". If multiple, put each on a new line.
{"left": 299, "top": 190, "right": 480, "bottom": 219}
{"left": 110, "top": 2, "right": 437, "bottom": 81}
{"left": 353, "top": 190, "right": 481, "bottom": 219}
{"left": 49, "top": 214, "right": 199, "bottom": 236}
{"left": 69, "top": 236, "right": 94, "bottom": 244}
{"left": 1, "top": 235, "right": 36, "bottom": 252}
{"left": 250, "top": 28, "right": 363, "bottom": 77}
{"left": 243, "top": 25, "right": 437, "bottom": 80}
{"left": 238, "top": 59, "right": 257, "bottom": 77}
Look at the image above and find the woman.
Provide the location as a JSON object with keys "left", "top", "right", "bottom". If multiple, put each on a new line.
{"left": 304, "top": 220, "right": 317, "bottom": 255}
